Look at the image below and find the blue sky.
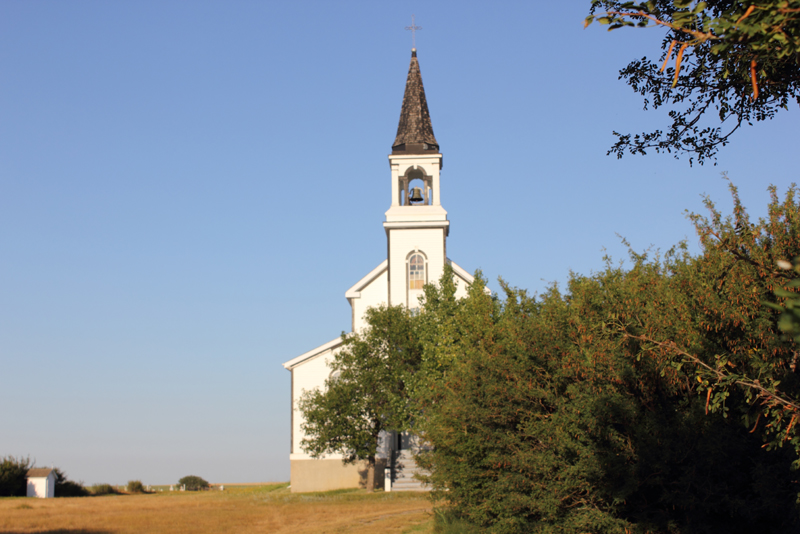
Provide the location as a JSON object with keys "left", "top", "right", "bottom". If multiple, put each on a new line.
{"left": 1, "top": 1, "right": 797, "bottom": 485}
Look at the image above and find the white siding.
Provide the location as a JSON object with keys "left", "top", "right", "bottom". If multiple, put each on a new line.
{"left": 291, "top": 344, "right": 347, "bottom": 460}
{"left": 388, "top": 227, "right": 446, "bottom": 307}
{"left": 451, "top": 263, "right": 472, "bottom": 300}
{"left": 282, "top": 135, "right": 483, "bottom": 491}
{"left": 26, "top": 474, "right": 55, "bottom": 498}
{"left": 351, "top": 269, "right": 388, "bottom": 332}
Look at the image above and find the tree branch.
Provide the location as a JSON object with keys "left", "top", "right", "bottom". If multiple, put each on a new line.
{"left": 605, "top": 10, "right": 719, "bottom": 43}
{"left": 624, "top": 333, "right": 800, "bottom": 413}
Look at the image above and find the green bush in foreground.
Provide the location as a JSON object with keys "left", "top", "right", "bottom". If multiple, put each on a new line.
{"left": 414, "top": 185, "right": 800, "bottom": 533}
{"left": 178, "top": 475, "right": 209, "bottom": 491}
{"left": 434, "top": 508, "right": 482, "bottom": 534}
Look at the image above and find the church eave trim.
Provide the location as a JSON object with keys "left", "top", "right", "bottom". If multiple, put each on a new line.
{"left": 448, "top": 259, "right": 475, "bottom": 284}
{"left": 282, "top": 336, "right": 344, "bottom": 370}
{"left": 344, "top": 259, "right": 388, "bottom": 299}
{"left": 448, "top": 259, "right": 492, "bottom": 296}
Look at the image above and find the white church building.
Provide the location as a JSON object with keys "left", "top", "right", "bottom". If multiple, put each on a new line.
{"left": 283, "top": 48, "right": 474, "bottom": 493}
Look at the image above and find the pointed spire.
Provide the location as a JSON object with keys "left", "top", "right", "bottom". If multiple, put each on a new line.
{"left": 392, "top": 49, "right": 439, "bottom": 154}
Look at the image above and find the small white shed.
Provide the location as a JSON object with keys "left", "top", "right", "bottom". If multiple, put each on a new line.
{"left": 27, "top": 468, "right": 56, "bottom": 498}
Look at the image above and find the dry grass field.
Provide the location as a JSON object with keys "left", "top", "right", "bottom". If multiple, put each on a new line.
{"left": 0, "top": 483, "right": 434, "bottom": 534}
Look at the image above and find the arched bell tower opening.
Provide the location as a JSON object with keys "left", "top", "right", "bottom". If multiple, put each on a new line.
{"left": 399, "top": 166, "right": 433, "bottom": 206}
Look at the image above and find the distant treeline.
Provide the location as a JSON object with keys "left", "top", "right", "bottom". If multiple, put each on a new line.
{"left": 0, "top": 456, "right": 156, "bottom": 497}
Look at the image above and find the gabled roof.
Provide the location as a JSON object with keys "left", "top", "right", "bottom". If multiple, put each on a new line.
{"left": 283, "top": 261, "right": 387, "bottom": 371}
{"left": 449, "top": 259, "right": 491, "bottom": 295}
{"left": 27, "top": 468, "right": 54, "bottom": 478}
{"left": 392, "top": 49, "right": 439, "bottom": 154}
{"left": 345, "top": 260, "right": 388, "bottom": 299}
{"left": 448, "top": 259, "right": 475, "bottom": 285}
{"left": 344, "top": 259, "right": 474, "bottom": 300}
{"left": 282, "top": 336, "right": 343, "bottom": 370}
{"left": 284, "top": 259, "right": 480, "bottom": 371}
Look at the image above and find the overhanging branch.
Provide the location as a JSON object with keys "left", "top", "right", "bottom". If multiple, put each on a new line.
{"left": 624, "top": 332, "right": 800, "bottom": 413}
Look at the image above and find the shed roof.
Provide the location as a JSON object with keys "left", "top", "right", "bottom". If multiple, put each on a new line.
{"left": 27, "top": 468, "right": 55, "bottom": 478}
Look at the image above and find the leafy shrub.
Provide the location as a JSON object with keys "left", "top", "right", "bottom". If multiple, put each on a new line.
{"left": 56, "top": 479, "right": 89, "bottom": 497}
{"left": 90, "top": 483, "right": 118, "bottom": 495}
{"left": 416, "top": 186, "right": 800, "bottom": 533}
{"left": 127, "top": 480, "right": 145, "bottom": 493}
{"left": 434, "top": 508, "right": 482, "bottom": 534}
{"left": 0, "top": 456, "right": 32, "bottom": 497}
{"left": 178, "top": 475, "right": 209, "bottom": 491}
{"left": 54, "top": 468, "right": 89, "bottom": 497}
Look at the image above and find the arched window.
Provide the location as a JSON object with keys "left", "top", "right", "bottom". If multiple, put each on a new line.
{"left": 408, "top": 253, "right": 426, "bottom": 290}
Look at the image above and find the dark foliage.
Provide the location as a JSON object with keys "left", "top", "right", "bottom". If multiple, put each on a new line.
{"left": 90, "top": 484, "right": 119, "bottom": 495}
{"left": 126, "top": 480, "right": 145, "bottom": 493}
{"left": 54, "top": 468, "right": 89, "bottom": 497}
{"left": 178, "top": 475, "right": 209, "bottom": 491}
{"left": 588, "top": 1, "right": 800, "bottom": 165}
{"left": 0, "top": 456, "right": 32, "bottom": 497}
{"left": 416, "top": 185, "right": 800, "bottom": 532}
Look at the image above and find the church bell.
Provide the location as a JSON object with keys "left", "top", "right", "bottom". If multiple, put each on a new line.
{"left": 409, "top": 187, "right": 424, "bottom": 203}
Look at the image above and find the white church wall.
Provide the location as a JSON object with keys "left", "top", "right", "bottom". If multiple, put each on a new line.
{"left": 351, "top": 268, "right": 388, "bottom": 332}
{"left": 290, "top": 344, "right": 347, "bottom": 460}
{"left": 282, "top": 48, "right": 475, "bottom": 493}
{"left": 288, "top": 339, "right": 388, "bottom": 493}
{"left": 388, "top": 228, "right": 447, "bottom": 307}
{"left": 450, "top": 261, "right": 474, "bottom": 300}
{"left": 454, "top": 277, "right": 470, "bottom": 299}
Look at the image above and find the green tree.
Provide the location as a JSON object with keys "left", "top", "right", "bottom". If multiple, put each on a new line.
{"left": 0, "top": 455, "right": 32, "bottom": 497}
{"left": 126, "top": 480, "right": 145, "bottom": 493}
{"left": 770, "top": 257, "right": 800, "bottom": 340}
{"left": 575, "top": 238, "right": 800, "bottom": 533}
{"left": 414, "top": 186, "right": 800, "bottom": 532}
{"left": 178, "top": 475, "right": 209, "bottom": 491}
{"left": 298, "top": 305, "right": 421, "bottom": 492}
{"left": 54, "top": 468, "right": 89, "bottom": 497}
{"left": 89, "top": 483, "right": 119, "bottom": 495}
{"left": 621, "top": 182, "right": 800, "bottom": 462}
{"left": 587, "top": 1, "right": 800, "bottom": 165}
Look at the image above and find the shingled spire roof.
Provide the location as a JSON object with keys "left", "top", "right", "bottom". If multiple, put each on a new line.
{"left": 392, "top": 49, "right": 439, "bottom": 154}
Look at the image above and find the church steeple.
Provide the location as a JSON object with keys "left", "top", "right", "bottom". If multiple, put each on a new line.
{"left": 385, "top": 48, "right": 448, "bottom": 308}
{"left": 392, "top": 49, "right": 439, "bottom": 154}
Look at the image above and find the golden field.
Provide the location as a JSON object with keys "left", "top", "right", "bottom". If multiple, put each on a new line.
{"left": 0, "top": 484, "right": 434, "bottom": 534}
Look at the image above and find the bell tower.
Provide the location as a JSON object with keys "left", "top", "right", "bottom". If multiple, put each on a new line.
{"left": 283, "top": 45, "right": 479, "bottom": 495}
{"left": 384, "top": 48, "right": 449, "bottom": 308}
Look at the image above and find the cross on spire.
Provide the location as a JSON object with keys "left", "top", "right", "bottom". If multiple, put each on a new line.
{"left": 405, "top": 15, "right": 421, "bottom": 49}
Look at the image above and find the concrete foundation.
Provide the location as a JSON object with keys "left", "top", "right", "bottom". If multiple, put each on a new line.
{"left": 290, "top": 458, "right": 386, "bottom": 493}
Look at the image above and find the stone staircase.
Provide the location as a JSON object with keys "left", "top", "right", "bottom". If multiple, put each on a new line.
{"left": 390, "top": 449, "right": 429, "bottom": 492}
